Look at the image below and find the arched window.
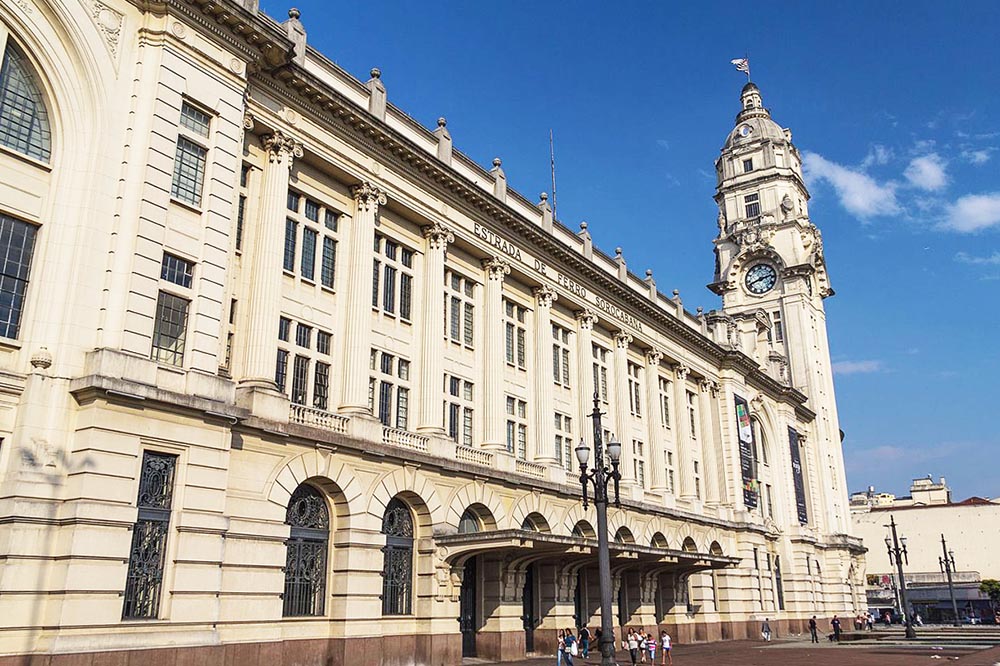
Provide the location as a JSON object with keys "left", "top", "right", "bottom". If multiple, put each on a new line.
{"left": 382, "top": 497, "right": 414, "bottom": 615}
{"left": 283, "top": 484, "right": 329, "bottom": 617}
{"left": 0, "top": 41, "right": 51, "bottom": 162}
{"left": 458, "top": 508, "right": 481, "bottom": 534}
{"left": 614, "top": 527, "right": 635, "bottom": 544}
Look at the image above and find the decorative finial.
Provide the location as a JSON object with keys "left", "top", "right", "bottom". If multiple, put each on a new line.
{"left": 437, "top": 117, "right": 447, "bottom": 127}
{"left": 540, "top": 192, "right": 548, "bottom": 201}
{"left": 672, "top": 289, "right": 680, "bottom": 297}
{"left": 288, "top": 7, "right": 301, "bottom": 19}
{"left": 370, "top": 67, "right": 381, "bottom": 79}
{"left": 697, "top": 306, "right": 703, "bottom": 315}
{"left": 493, "top": 157, "right": 502, "bottom": 167}
{"left": 30, "top": 347, "right": 53, "bottom": 370}
{"left": 580, "top": 221, "right": 588, "bottom": 230}
{"left": 645, "top": 269, "right": 653, "bottom": 278}
{"left": 615, "top": 247, "right": 623, "bottom": 258}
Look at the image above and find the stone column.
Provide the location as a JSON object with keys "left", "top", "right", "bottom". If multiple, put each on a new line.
{"left": 644, "top": 350, "right": 666, "bottom": 492}
{"left": 338, "top": 181, "right": 386, "bottom": 414}
{"left": 239, "top": 131, "right": 302, "bottom": 389}
{"left": 417, "top": 223, "right": 453, "bottom": 434}
{"left": 532, "top": 285, "right": 558, "bottom": 464}
{"left": 612, "top": 332, "right": 633, "bottom": 480}
{"left": 575, "top": 309, "right": 596, "bottom": 435}
{"left": 481, "top": 257, "right": 510, "bottom": 449}
{"left": 699, "top": 380, "right": 723, "bottom": 505}
{"left": 673, "top": 365, "right": 697, "bottom": 501}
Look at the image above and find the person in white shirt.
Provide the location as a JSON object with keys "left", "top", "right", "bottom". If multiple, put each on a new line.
{"left": 659, "top": 630, "right": 673, "bottom": 666}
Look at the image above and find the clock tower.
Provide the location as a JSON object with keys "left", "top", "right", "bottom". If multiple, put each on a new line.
{"left": 709, "top": 82, "right": 850, "bottom": 534}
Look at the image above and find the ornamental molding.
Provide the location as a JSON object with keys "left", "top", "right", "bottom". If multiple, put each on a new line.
{"left": 261, "top": 131, "right": 303, "bottom": 163}
{"left": 674, "top": 364, "right": 691, "bottom": 381}
{"left": 86, "top": 0, "right": 125, "bottom": 57}
{"left": 350, "top": 181, "right": 387, "bottom": 211}
{"left": 613, "top": 332, "right": 632, "bottom": 349}
{"left": 421, "top": 222, "right": 454, "bottom": 250}
{"left": 532, "top": 284, "right": 558, "bottom": 308}
{"left": 645, "top": 349, "right": 663, "bottom": 367}
{"left": 575, "top": 308, "right": 597, "bottom": 330}
{"left": 481, "top": 256, "right": 511, "bottom": 281}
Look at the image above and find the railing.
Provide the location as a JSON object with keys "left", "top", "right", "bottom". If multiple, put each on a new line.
{"left": 289, "top": 404, "right": 349, "bottom": 434}
{"left": 515, "top": 459, "right": 546, "bottom": 479}
{"left": 382, "top": 426, "right": 429, "bottom": 452}
{"left": 455, "top": 445, "right": 494, "bottom": 467}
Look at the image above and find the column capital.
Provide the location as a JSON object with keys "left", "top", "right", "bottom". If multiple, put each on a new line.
{"left": 575, "top": 307, "right": 597, "bottom": 330}
{"left": 674, "top": 364, "right": 691, "bottom": 381}
{"left": 645, "top": 349, "right": 663, "bottom": 367}
{"left": 614, "top": 331, "right": 632, "bottom": 350}
{"left": 481, "top": 256, "right": 511, "bottom": 281}
{"left": 532, "top": 284, "right": 558, "bottom": 308}
{"left": 261, "top": 130, "right": 303, "bottom": 163}
{"left": 351, "top": 181, "right": 387, "bottom": 212}
{"left": 700, "top": 379, "right": 720, "bottom": 396}
{"left": 422, "top": 222, "right": 454, "bottom": 251}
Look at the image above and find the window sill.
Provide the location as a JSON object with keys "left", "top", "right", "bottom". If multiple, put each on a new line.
{"left": 0, "top": 337, "right": 22, "bottom": 352}
{"left": 154, "top": 362, "right": 186, "bottom": 375}
{"left": 320, "top": 286, "right": 336, "bottom": 295}
{"left": 169, "top": 197, "right": 205, "bottom": 215}
{"left": 0, "top": 143, "right": 52, "bottom": 172}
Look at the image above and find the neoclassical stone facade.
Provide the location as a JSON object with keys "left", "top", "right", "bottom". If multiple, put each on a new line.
{"left": 0, "top": 1, "right": 864, "bottom": 665}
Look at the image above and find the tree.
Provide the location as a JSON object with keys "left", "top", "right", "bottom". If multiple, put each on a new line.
{"left": 979, "top": 579, "right": 1000, "bottom": 611}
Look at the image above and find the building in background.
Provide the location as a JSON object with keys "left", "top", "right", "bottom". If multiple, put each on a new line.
{"left": 852, "top": 477, "right": 999, "bottom": 623}
{"left": 0, "top": 1, "right": 863, "bottom": 664}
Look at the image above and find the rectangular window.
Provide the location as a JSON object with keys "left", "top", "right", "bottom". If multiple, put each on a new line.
{"left": 283, "top": 218, "right": 297, "bottom": 272}
{"left": 291, "top": 355, "right": 309, "bottom": 405}
{"left": 445, "top": 271, "right": 475, "bottom": 348}
{"left": 766, "top": 484, "right": 774, "bottom": 518}
{"left": 383, "top": 265, "right": 396, "bottom": 314}
{"left": 772, "top": 310, "right": 783, "bottom": 343}
{"left": 744, "top": 192, "right": 760, "bottom": 218}
{"left": 628, "top": 362, "right": 642, "bottom": 417}
{"left": 658, "top": 377, "right": 671, "bottom": 428}
{"left": 632, "top": 440, "right": 646, "bottom": 487}
{"left": 444, "top": 374, "right": 474, "bottom": 445}
{"left": 313, "top": 362, "right": 330, "bottom": 410}
{"left": 151, "top": 291, "right": 189, "bottom": 366}
{"left": 275, "top": 349, "right": 289, "bottom": 392}
{"left": 0, "top": 215, "right": 37, "bottom": 340}
{"left": 179, "top": 102, "right": 211, "bottom": 138}
{"left": 555, "top": 412, "right": 573, "bottom": 470}
{"left": 278, "top": 316, "right": 291, "bottom": 342}
{"left": 504, "top": 300, "right": 527, "bottom": 369}
{"left": 371, "top": 349, "right": 410, "bottom": 428}
{"left": 305, "top": 198, "right": 320, "bottom": 222}
{"left": 552, "top": 325, "right": 572, "bottom": 387}
{"left": 316, "top": 330, "right": 331, "bottom": 355}
{"left": 321, "top": 237, "right": 337, "bottom": 288}
{"left": 743, "top": 158, "right": 753, "bottom": 173}
{"left": 687, "top": 391, "right": 698, "bottom": 439}
{"left": 592, "top": 345, "right": 610, "bottom": 403}
{"left": 324, "top": 209, "right": 338, "bottom": 231}
{"left": 295, "top": 323, "right": 312, "bottom": 348}
{"left": 373, "top": 234, "right": 413, "bottom": 321}
{"left": 236, "top": 195, "right": 246, "bottom": 251}
{"left": 240, "top": 163, "right": 250, "bottom": 188}
{"left": 287, "top": 190, "right": 300, "bottom": 213}
{"left": 300, "top": 227, "right": 317, "bottom": 281}
{"left": 122, "top": 451, "right": 177, "bottom": 619}
{"left": 505, "top": 395, "right": 528, "bottom": 459}
{"left": 171, "top": 136, "right": 207, "bottom": 206}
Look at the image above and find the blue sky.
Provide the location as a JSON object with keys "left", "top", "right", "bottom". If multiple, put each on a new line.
{"left": 262, "top": 0, "right": 1000, "bottom": 499}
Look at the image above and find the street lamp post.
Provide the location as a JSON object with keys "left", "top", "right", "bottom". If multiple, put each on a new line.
{"left": 939, "top": 534, "right": 960, "bottom": 627}
{"left": 884, "top": 515, "right": 917, "bottom": 639}
{"left": 576, "top": 393, "right": 622, "bottom": 666}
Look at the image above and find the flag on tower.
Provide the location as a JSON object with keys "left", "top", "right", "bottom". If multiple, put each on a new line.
{"left": 731, "top": 58, "right": 750, "bottom": 73}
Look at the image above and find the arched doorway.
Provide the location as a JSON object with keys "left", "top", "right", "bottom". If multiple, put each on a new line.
{"left": 282, "top": 484, "right": 329, "bottom": 617}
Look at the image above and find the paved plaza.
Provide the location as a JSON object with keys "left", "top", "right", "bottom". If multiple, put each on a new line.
{"left": 485, "top": 639, "right": 1000, "bottom": 666}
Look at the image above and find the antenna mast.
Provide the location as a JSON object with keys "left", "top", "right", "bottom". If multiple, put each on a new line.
{"left": 549, "top": 129, "right": 558, "bottom": 221}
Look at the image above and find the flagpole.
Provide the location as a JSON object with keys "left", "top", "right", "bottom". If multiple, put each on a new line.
{"left": 746, "top": 50, "right": 751, "bottom": 82}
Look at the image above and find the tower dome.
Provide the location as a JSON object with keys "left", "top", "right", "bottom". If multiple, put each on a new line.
{"left": 722, "top": 83, "right": 790, "bottom": 151}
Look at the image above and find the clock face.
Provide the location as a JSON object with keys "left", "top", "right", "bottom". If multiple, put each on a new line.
{"left": 745, "top": 263, "right": 777, "bottom": 294}
{"left": 738, "top": 124, "right": 753, "bottom": 138}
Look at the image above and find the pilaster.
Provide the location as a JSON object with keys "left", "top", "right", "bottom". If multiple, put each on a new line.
{"left": 644, "top": 349, "right": 666, "bottom": 492}
{"left": 531, "top": 285, "right": 558, "bottom": 464}
{"left": 481, "top": 257, "right": 510, "bottom": 450}
{"left": 673, "top": 364, "right": 696, "bottom": 501}
{"left": 575, "top": 309, "right": 596, "bottom": 438}
{"left": 612, "top": 332, "right": 632, "bottom": 480}
{"left": 699, "top": 379, "right": 722, "bottom": 506}
{"left": 416, "top": 223, "right": 454, "bottom": 434}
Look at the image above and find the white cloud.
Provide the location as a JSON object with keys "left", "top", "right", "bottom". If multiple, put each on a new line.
{"left": 656, "top": 139, "right": 670, "bottom": 151}
{"left": 861, "top": 144, "right": 893, "bottom": 168}
{"left": 961, "top": 148, "right": 993, "bottom": 165}
{"left": 904, "top": 153, "right": 948, "bottom": 191}
{"left": 955, "top": 251, "right": 1000, "bottom": 265}
{"left": 832, "top": 360, "right": 884, "bottom": 375}
{"left": 942, "top": 193, "right": 1000, "bottom": 232}
{"left": 802, "top": 152, "right": 900, "bottom": 219}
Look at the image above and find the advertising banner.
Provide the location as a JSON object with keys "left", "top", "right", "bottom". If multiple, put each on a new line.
{"left": 734, "top": 395, "right": 758, "bottom": 508}
{"left": 788, "top": 427, "right": 809, "bottom": 525}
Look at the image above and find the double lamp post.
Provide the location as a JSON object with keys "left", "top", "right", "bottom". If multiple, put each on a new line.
{"left": 575, "top": 394, "right": 623, "bottom": 666}
{"left": 885, "top": 515, "right": 917, "bottom": 639}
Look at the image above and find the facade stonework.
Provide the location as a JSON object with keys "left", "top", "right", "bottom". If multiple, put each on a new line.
{"left": 0, "top": 2, "right": 863, "bottom": 665}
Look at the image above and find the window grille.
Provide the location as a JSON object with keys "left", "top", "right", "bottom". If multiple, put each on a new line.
{"left": 170, "top": 136, "right": 207, "bottom": 207}
{"left": 122, "top": 451, "right": 176, "bottom": 619}
{"left": 504, "top": 300, "right": 527, "bottom": 369}
{"left": 373, "top": 235, "right": 413, "bottom": 320}
{"left": 282, "top": 484, "right": 329, "bottom": 617}
{"left": 160, "top": 253, "right": 193, "bottom": 288}
{"left": 0, "top": 42, "right": 51, "bottom": 162}
{"left": 381, "top": 498, "right": 413, "bottom": 615}
{"left": 0, "top": 214, "right": 37, "bottom": 339}
{"left": 744, "top": 193, "right": 761, "bottom": 218}
{"left": 151, "top": 291, "right": 189, "bottom": 366}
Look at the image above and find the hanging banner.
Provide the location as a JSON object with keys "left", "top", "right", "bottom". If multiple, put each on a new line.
{"left": 734, "top": 395, "right": 758, "bottom": 508}
{"left": 788, "top": 427, "right": 809, "bottom": 525}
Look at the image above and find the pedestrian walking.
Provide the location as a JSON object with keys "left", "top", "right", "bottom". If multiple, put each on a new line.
{"left": 809, "top": 616, "right": 819, "bottom": 643}
{"left": 646, "top": 632, "right": 656, "bottom": 662}
{"left": 627, "top": 627, "right": 639, "bottom": 665}
{"left": 557, "top": 629, "right": 565, "bottom": 666}
{"left": 563, "top": 627, "right": 577, "bottom": 666}
{"left": 639, "top": 629, "right": 647, "bottom": 663}
{"left": 579, "top": 626, "right": 591, "bottom": 659}
{"left": 761, "top": 618, "right": 772, "bottom": 641}
{"left": 659, "top": 631, "right": 673, "bottom": 666}
{"left": 831, "top": 615, "right": 842, "bottom": 642}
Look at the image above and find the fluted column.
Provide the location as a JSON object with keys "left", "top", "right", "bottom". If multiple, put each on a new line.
{"left": 532, "top": 285, "right": 558, "bottom": 464}
{"left": 481, "top": 257, "right": 510, "bottom": 449}
{"left": 612, "top": 332, "right": 633, "bottom": 480}
{"left": 575, "top": 309, "right": 596, "bottom": 435}
{"left": 644, "top": 350, "right": 666, "bottom": 492}
{"left": 673, "top": 364, "right": 697, "bottom": 501}
{"left": 239, "top": 131, "right": 302, "bottom": 388}
{"left": 699, "top": 379, "right": 722, "bottom": 505}
{"left": 338, "top": 182, "right": 386, "bottom": 414}
{"left": 416, "top": 223, "right": 454, "bottom": 433}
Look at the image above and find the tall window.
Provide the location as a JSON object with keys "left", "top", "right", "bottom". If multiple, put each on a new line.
{"left": 743, "top": 158, "right": 753, "bottom": 173}
{"left": 744, "top": 192, "right": 760, "bottom": 218}
{"left": 0, "top": 41, "right": 51, "bottom": 162}
{"left": 627, "top": 362, "right": 642, "bottom": 417}
{"left": 444, "top": 270, "right": 475, "bottom": 347}
{"left": 373, "top": 235, "right": 414, "bottom": 320}
{"left": 666, "top": 451, "right": 676, "bottom": 494}
{"left": 370, "top": 349, "right": 410, "bottom": 429}
{"left": 275, "top": 315, "right": 332, "bottom": 406}
{"left": 504, "top": 300, "right": 527, "bottom": 369}
{"left": 772, "top": 310, "right": 784, "bottom": 343}
{"left": 658, "top": 377, "right": 671, "bottom": 428}
{"left": 381, "top": 498, "right": 414, "bottom": 615}
{"left": 687, "top": 391, "right": 698, "bottom": 439}
{"left": 505, "top": 396, "right": 527, "bottom": 459}
{"left": 151, "top": 253, "right": 194, "bottom": 366}
{"left": 285, "top": 191, "right": 339, "bottom": 288}
{"left": 765, "top": 483, "right": 774, "bottom": 518}
{"left": 122, "top": 451, "right": 176, "bottom": 619}
{"left": 555, "top": 412, "right": 573, "bottom": 470}
{"left": 592, "top": 344, "right": 610, "bottom": 403}
{"left": 235, "top": 164, "right": 250, "bottom": 251}
{"left": 632, "top": 439, "right": 646, "bottom": 487}
{"left": 283, "top": 484, "right": 329, "bottom": 617}
{"left": 0, "top": 214, "right": 37, "bottom": 339}
{"left": 170, "top": 102, "right": 210, "bottom": 207}
{"left": 552, "top": 324, "right": 571, "bottom": 387}
{"left": 445, "top": 374, "right": 474, "bottom": 446}
{"left": 694, "top": 460, "right": 702, "bottom": 500}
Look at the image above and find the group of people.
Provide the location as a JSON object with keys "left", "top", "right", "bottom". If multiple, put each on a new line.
{"left": 556, "top": 627, "right": 672, "bottom": 665}
{"left": 853, "top": 612, "right": 876, "bottom": 631}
